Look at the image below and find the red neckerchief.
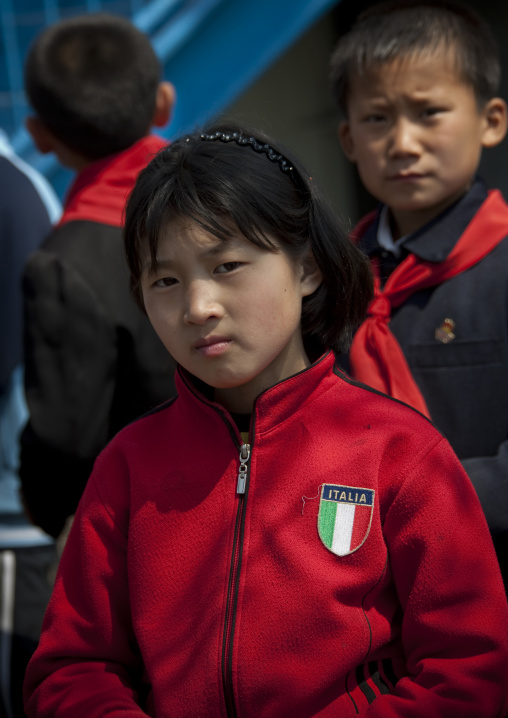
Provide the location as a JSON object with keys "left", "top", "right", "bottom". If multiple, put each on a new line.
{"left": 59, "top": 135, "right": 167, "bottom": 228}
{"left": 349, "top": 190, "right": 508, "bottom": 417}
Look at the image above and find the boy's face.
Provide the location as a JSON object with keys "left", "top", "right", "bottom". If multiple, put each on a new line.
{"left": 339, "top": 51, "right": 507, "bottom": 237}
{"left": 140, "top": 220, "right": 322, "bottom": 414}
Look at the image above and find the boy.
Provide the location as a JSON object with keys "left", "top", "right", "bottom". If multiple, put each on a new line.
{"left": 331, "top": 0, "right": 508, "bottom": 580}
{"left": 20, "top": 13, "right": 177, "bottom": 539}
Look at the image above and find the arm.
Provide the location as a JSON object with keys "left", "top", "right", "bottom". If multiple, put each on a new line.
{"left": 462, "top": 442, "right": 508, "bottom": 534}
{"left": 23, "top": 448, "right": 149, "bottom": 717}
{"left": 366, "top": 438, "right": 508, "bottom": 717}
{"left": 462, "top": 445, "right": 508, "bottom": 587}
{"left": 20, "top": 248, "right": 117, "bottom": 537}
{"left": 0, "top": 157, "right": 54, "bottom": 390}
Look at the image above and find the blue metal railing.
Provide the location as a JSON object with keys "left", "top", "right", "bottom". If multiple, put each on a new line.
{"left": 160, "top": 0, "right": 338, "bottom": 138}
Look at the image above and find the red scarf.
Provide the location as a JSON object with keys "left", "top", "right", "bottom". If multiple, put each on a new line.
{"left": 349, "top": 190, "right": 508, "bottom": 417}
{"left": 59, "top": 135, "right": 167, "bottom": 228}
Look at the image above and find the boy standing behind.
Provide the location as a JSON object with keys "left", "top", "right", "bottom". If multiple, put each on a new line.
{"left": 20, "top": 14, "right": 177, "bottom": 539}
{"left": 331, "top": 0, "right": 508, "bottom": 580}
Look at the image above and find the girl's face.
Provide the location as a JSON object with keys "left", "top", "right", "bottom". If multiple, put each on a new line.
{"left": 140, "top": 219, "right": 322, "bottom": 413}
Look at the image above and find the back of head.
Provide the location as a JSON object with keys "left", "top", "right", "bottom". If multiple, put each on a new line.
{"left": 25, "top": 13, "right": 161, "bottom": 160}
{"left": 331, "top": 0, "right": 501, "bottom": 113}
{"left": 124, "top": 124, "right": 373, "bottom": 354}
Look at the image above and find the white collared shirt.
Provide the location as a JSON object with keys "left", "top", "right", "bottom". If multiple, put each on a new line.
{"left": 377, "top": 205, "right": 408, "bottom": 258}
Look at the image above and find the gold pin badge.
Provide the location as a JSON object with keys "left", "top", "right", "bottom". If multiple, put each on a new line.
{"left": 435, "top": 318, "right": 456, "bottom": 344}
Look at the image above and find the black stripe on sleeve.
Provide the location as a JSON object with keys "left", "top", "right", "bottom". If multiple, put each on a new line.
{"left": 356, "top": 664, "right": 376, "bottom": 705}
{"left": 369, "top": 661, "right": 390, "bottom": 695}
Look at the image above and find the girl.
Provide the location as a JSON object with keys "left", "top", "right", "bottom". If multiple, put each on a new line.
{"left": 24, "top": 126, "right": 508, "bottom": 717}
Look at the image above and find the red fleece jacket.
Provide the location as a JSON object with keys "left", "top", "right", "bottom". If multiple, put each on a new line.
{"left": 24, "top": 352, "right": 508, "bottom": 717}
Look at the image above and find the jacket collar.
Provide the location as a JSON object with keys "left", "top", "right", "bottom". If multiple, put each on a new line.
{"left": 59, "top": 135, "right": 167, "bottom": 228}
{"left": 359, "top": 178, "right": 488, "bottom": 263}
{"left": 176, "top": 351, "right": 336, "bottom": 438}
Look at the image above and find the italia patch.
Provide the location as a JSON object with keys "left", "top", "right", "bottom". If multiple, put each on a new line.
{"left": 318, "top": 484, "right": 374, "bottom": 556}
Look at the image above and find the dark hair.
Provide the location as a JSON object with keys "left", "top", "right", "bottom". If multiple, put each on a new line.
{"left": 24, "top": 13, "right": 161, "bottom": 159}
{"left": 330, "top": 0, "right": 501, "bottom": 113}
{"left": 124, "top": 124, "right": 373, "bottom": 354}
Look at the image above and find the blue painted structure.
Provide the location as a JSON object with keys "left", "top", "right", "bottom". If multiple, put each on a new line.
{"left": 1, "top": 0, "right": 338, "bottom": 196}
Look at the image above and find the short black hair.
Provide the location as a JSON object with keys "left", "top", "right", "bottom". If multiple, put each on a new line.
{"left": 25, "top": 13, "right": 161, "bottom": 159}
{"left": 124, "top": 124, "right": 373, "bottom": 354}
{"left": 331, "top": 0, "right": 501, "bottom": 113}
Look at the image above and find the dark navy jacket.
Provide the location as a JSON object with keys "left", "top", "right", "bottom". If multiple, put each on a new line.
{"left": 0, "top": 148, "right": 59, "bottom": 392}
{"left": 0, "top": 130, "right": 61, "bottom": 547}
{"left": 354, "top": 180, "right": 508, "bottom": 579}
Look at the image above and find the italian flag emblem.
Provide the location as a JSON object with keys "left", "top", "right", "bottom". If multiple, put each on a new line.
{"left": 318, "top": 484, "right": 375, "bottom": 556}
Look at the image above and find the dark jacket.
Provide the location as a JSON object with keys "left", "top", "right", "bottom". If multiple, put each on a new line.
{"left": 20, "top": 139, "right": 176, "bottom": 538}
{"left": 0, "top": 129, "right": 61, "bottom": 541}
{"left": 353, "top": 180, "right": 508, "bottom": 578}
{"left": 0, "top": 146, "right": 58, "bottom": 392}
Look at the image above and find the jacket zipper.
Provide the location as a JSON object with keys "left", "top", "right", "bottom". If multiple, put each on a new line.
{"left": 222, "top": 442, "right": 251, "bottom": 717}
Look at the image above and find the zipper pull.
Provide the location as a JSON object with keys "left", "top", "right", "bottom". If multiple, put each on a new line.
{"left": 237, "top": 443, "right": 251, "bottom": 494}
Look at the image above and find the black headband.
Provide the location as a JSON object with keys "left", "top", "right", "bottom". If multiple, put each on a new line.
{"left": 198, "top": 131, "right": 306, "bottom": 190}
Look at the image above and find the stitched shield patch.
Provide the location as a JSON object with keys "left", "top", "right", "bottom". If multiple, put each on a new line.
{"left": 318, "top": 484, "right": 375, "bottom": 556}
